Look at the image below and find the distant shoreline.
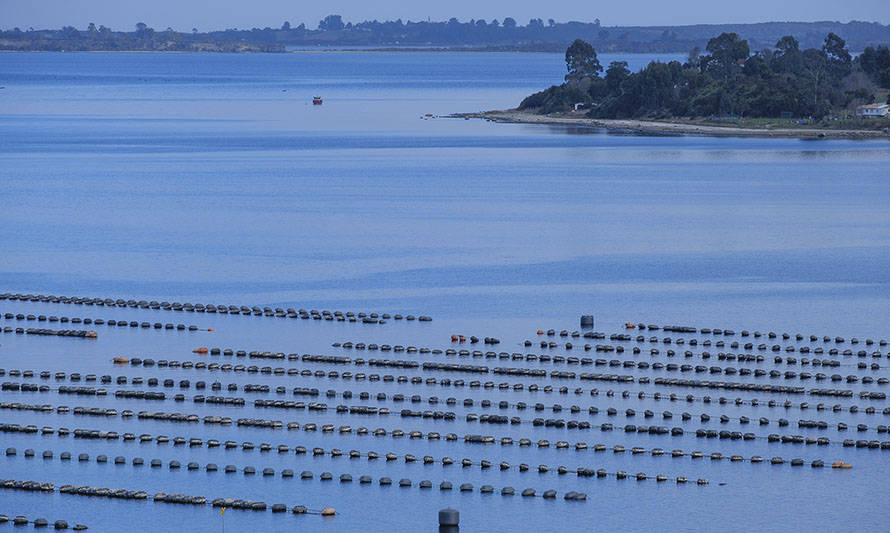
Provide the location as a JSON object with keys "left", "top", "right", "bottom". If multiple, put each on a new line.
{"left": 454, "top": 110, "right": 890, "bottom": 140}
{"left": 0, "top": 48, "right": 638, "bottom": 54}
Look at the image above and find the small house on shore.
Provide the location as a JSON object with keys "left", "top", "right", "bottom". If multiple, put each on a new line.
{"left": 856, "top": 103, "right": 890, "bottom": 118}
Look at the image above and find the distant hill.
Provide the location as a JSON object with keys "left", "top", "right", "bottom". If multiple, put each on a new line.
{"left": 2, "top": 18, "right": 890, "bottom": 53}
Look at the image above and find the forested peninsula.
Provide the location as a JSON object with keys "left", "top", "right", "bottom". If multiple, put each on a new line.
{"left": 504, "top": 32, "right": 890, "bottom": 135}
{"left": 2, "top": 18, "right": 890, "bottom": 53}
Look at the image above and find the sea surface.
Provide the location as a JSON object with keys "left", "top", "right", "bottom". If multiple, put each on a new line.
{"left": 1, "top": 51, "right": 890, "bottom": 532}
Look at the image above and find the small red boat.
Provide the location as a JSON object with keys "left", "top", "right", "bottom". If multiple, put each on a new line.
{"left": 312, "top": 96, "right": 323, "bottom": 105}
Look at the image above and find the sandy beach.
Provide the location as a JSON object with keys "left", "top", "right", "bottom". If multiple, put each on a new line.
{"left": 455, "top": 109, "right": 890, "bottom": 139}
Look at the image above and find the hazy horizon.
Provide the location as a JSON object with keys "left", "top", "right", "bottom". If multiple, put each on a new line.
{"left": 2, "top": 0, "right": 889, "bottom": 31}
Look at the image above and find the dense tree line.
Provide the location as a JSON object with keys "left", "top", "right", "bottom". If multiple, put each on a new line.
{"left": 2, "top": 18, "right": 890, "bottom": 53}
{"left": 859, "top": 45, "right": 890, "bottom": 88}
{"left": 0, "top": 23, "right": 283, "bottom": 52}
{"left": 520, "top": 33, "right": 889, "bottom": 119}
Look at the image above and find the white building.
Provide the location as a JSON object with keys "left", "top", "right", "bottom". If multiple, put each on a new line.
{"left": 856, "top": 103, "right": 890, "bottom": 117}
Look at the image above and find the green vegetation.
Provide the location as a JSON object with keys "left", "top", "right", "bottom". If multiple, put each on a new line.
{"left": 520, "top": 33, "right": 890, "bottom": 122}
{"left": 859, "top": 45, "right": 890, "bottom": 88}
{"left": 0, "top": 23, "right": 284, "bottom": 52}
{"left": 2, "top": 19, "right": 890, "bottom": 53}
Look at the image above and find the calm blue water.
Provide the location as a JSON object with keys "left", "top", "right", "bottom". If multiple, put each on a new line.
{"left": 1, "top": 51, "right": 890, "bottom": 532}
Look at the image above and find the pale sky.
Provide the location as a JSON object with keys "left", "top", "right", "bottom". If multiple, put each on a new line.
{"left": 2, "top": 0, "right": 889, "bottom": 31}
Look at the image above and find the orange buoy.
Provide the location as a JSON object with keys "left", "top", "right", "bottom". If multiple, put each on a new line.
{"left": 625, "top": 322, "right": 636, "bottom": 329}
{"left": 451, "top": 335, "right": 459, "bottom": 342}
{"left": 321, "top": 507, "right": 335, "bottom": 516}
{"left": 112, "top": 357, "right": 129, "bottom": 364}
{"left": 537, "top": 330, "right": 544, "bottom": 335}
{"left": 192, "top": 347, "right": 208, "bottom": 354}
{"left": 207, "top": 328, "right": 214, "bottom": 332}
{"left": 85, "top": 331, "right": 98, "bottom": 338}
{"left": 831, "top": 461, "right": 852, "bottom": 469}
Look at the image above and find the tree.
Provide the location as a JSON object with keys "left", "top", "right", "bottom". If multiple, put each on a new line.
{"left": 87, "top": 22, "right": 97, "bottom": 34}
{"left": 703, "top": 32, "right": 749, "bottom": 80}
{"left": 743, "top": 54, "right": 768, "bottom": 78}
{"left": 858, "top": 45, "right": 890, "bottom": 89}
{"left": 822, "top": 32, "right": 852, "bottom": 79}
{"left": 859, "top": 46, "right": 879, "bottom": 73}
{"left": 281, "top": 21, "right": 291, "bottom": 31}
{"left": 803, "top": 48, "right": 829, "bottom": 114}
{"left": 61, "top": 26, "right": 79, "bottom": 39}
{"left": 822, "top": 33, "right": 851, "bottom": 66}
{"left": 514, "top": 30, "right": 870, "bottom": 121}
{"left": 565, "top": 39, "right": 602, "bottom": 81}
{"left": 318, "top": 15, "right": 344, "bottom": 31}
{"left": 879, "top": 46, "right": 890, "bottom": 71}
{"left": 528, "top": 18, "right": 543, "bottom": 29}
{"left": 135, "top": 22, "right": 154, "bottom": 40}
{"left": 687, "top": 46, "right": 701, "bottom": 68}
{"left": 503, "top": 17, "right": 516, "bottom": 29}
{"left": 605, "top": 61, "right": 630, "bottom": 95}
{"left": 772, "top": 35, "right": 803, "bottom": 74}
{"left": 776, "top": 35, "right": 799, "bottom": 54}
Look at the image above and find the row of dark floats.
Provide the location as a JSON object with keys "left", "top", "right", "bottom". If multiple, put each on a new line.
{"left": 0, "top": 418, "right": 862, "bottom": 466}
{"left": 0, "top": 513, "right": 85, "bottom": 529}
{"left": 0, "top": 293, "right": 431, "bottom": 323}
{"left": 7, "top": 344, "right": 890, "bottom": 416}
{"left": 3, "top": 360, "right": 888, "bottom": 406}
{"left": 5, "top": 363, "right": 890, "bottom": 433}
{"left": 2, "top": 389, "right": 888, "bottom": 450}
{"left": 581, "top": 323, "right": 885, "bottom": 344}
{"left": 3, "top": 344, "right": 890, "bottom": 446}
{"left": 2, "top": 470, "right": 584, "bottom": 504}
{"left": 0, "top": 292, "right": 435, "bottom": 523}
{"left": 328, "top": 346, "right": 888, "bottom": 386}
{"left": 0, "top": 328, "right": 98, "bottom": 338}
{"left": 2, "top": 311, "right": 200, "bottom": 331}
{"left": 1, "top": 292, "right": 884, "bottom": 521}
{"left": 165, "top": 349, "right": 890, "bottom": 400}
{"left": 1, "top": 476, "right": 336, "bottom": 515}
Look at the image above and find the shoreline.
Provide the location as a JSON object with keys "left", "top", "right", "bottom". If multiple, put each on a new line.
{"left": 0, "top": 48, "right": 639, "bottom": 54}
{"left": 454, "top": 110, "right": 890, "bottom": 140}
